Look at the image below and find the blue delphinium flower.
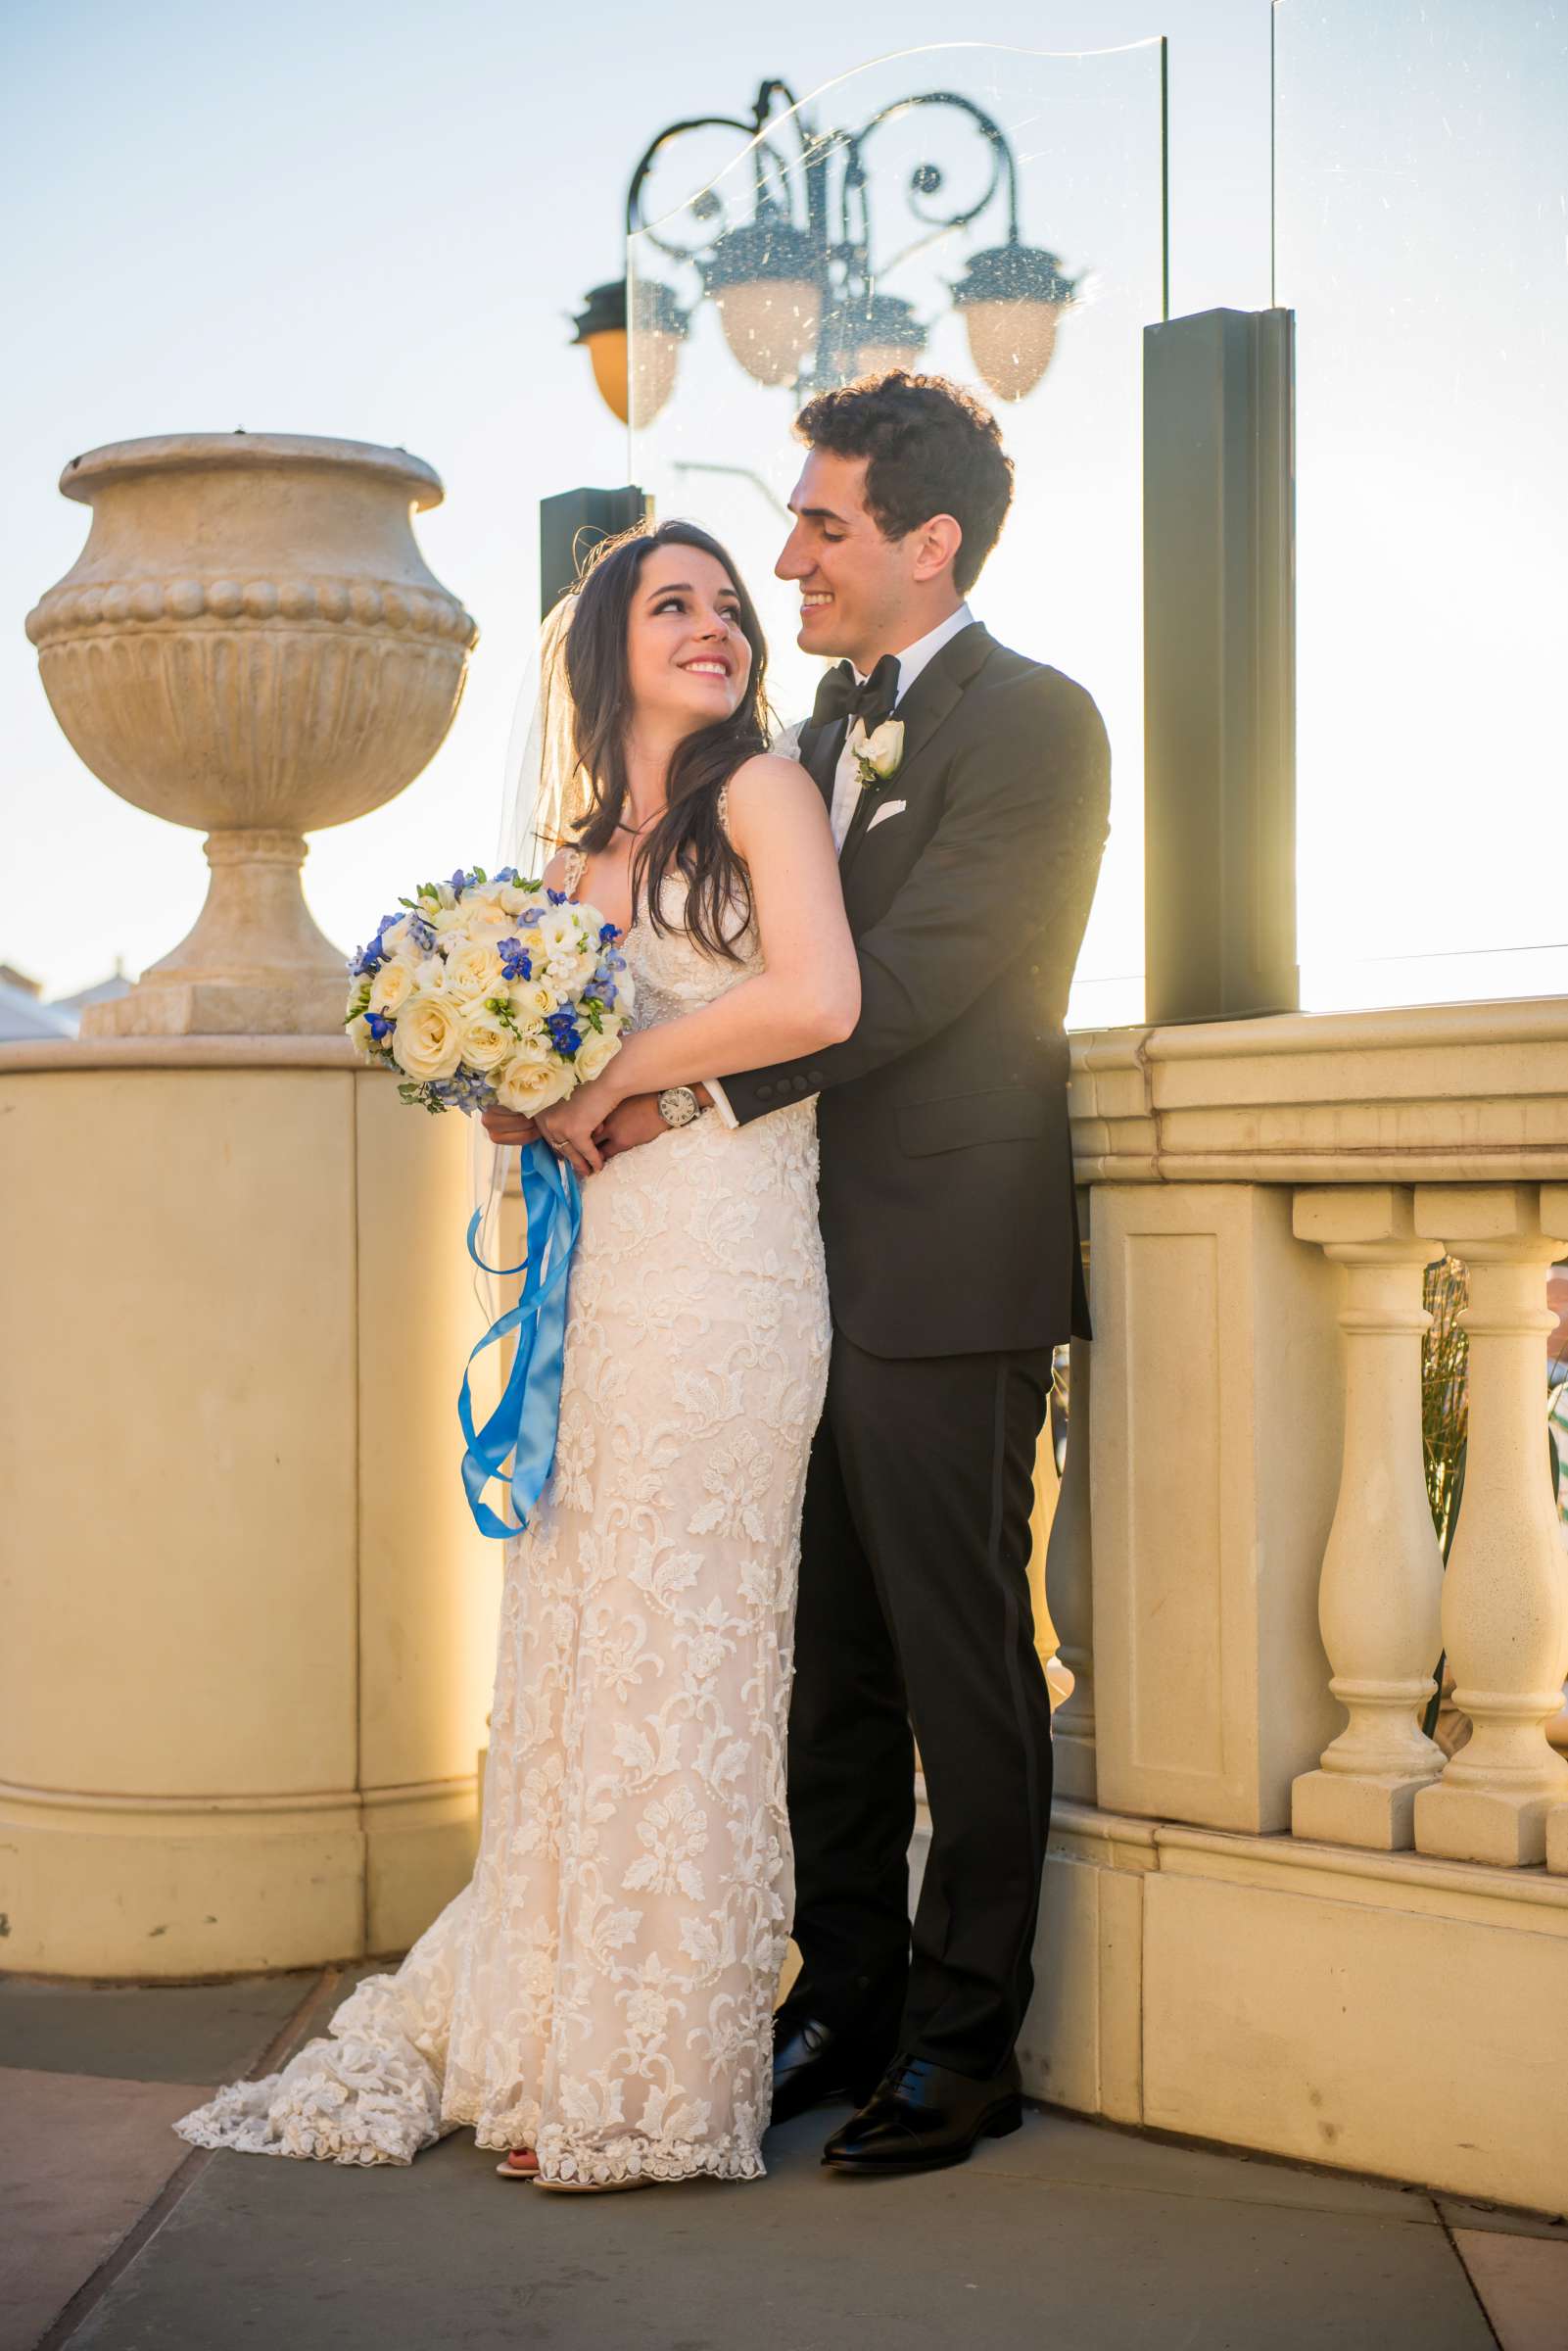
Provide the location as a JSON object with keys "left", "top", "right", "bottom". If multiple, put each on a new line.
{"left": 587, "top": 959, "right": 618, "bottom": 1010}
{"left": 364, "top": 1010, "right": 395, "bottom": 1042}
{"left": 546, "top": 888, "right": 568, "bottom": 907}
{"left": 408, "top": 915, "right": 438, "bottom": 953}
{"left": 546, "top": 1011, "right": 582, "bottom": 1057}
{"left": 499, "top": 936, "right": 533, "bottom": 983}
{"left": 597, "top": 921, "right": 620, "bottom": 946}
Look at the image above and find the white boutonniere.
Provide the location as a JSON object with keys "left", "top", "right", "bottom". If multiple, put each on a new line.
{"left": 849, "top": 716, "right": 904, "bottom": 791}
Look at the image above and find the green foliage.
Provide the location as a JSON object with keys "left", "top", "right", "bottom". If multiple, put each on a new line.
{"left": 1420, "top": 1256, "right": 1469, "bottom": 1742}
{"left": 1421, "top": 1255, "right": 1469, "bottom": 1561}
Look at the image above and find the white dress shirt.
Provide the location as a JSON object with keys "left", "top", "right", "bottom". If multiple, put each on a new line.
{"left": 705, "top": 602, "right": 974, "bottom": 1127}
{"left": 826, "top": 602, "right": 974, "bottom": 849}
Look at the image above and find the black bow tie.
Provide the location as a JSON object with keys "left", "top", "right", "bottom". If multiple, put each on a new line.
{"left": 811, "top": 652, "right": 901, "bottom": 738}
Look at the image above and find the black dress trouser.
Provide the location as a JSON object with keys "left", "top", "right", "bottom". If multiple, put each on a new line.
{"left": 786, "top": 1329, "right": 1056, "bottom": 2082}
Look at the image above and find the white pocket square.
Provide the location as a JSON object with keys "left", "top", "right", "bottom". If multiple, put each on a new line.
{"left": 866, "top": 798, "right": 907, "bottom": 834}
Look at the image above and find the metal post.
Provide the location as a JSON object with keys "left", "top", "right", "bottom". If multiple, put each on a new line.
{"left": 1143, "top": 307, "right": 1298, "bottom": 1024}
{"left": 540, "top": 486, "right": 648, "bottom": 620}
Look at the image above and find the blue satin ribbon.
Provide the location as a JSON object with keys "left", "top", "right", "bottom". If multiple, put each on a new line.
{"left": 458, "top": 1138, "right": 583, "bottom": 1539}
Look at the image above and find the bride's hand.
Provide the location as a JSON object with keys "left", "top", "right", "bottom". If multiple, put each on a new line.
{"left": 536, "top": 1074, "right": 621, "bottom": 1177}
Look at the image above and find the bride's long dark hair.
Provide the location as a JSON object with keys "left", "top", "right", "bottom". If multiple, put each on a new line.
{"left": 559, "top": 518, "right": 771, "bottom": 962}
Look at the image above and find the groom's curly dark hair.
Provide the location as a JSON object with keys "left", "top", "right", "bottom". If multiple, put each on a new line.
{"left": 794, "top": 371, "right": 1015, "bottom": 594}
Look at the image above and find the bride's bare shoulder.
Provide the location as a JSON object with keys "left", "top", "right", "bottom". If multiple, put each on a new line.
{"left": 725, "top": 749, "right": 817, "bottom": 807}
{"left": 722, "top": 752, "right": 825, "bottom": 850}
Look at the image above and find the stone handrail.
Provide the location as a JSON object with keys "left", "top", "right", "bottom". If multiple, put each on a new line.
{"left": 1069, "top": 996, "right": 1568, "bottom": 1185}
{"left": 1050, "top": 996, "right": 1568, "bottom": 1871}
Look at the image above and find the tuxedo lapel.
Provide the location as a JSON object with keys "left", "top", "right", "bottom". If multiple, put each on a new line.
{"left": 837, "top": 623, "right": 993, "bottom": 878}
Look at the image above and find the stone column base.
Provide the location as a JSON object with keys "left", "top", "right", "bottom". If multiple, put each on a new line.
{"left": 1413, "top": 1767, "right": 1568, "bottom": 1868}
{"left": 1547, "top": 1805, "right": 1568, "bottom": 1874}
{"left": 968, "top": 1798, "right": 1568, "bottom": 2218}
{"left": 0, "top": 1792, "right": 366, "bottom": 1979}
{"left": 81, "top": 978, "right": 349, "bottom": 1038}
{"left": 1291, "top": 1764, "right": 1441, "bottom": 1851}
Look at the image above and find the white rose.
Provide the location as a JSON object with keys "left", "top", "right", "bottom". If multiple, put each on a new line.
{"left": 412, "top": 955, "right": 446, "bottom": 994}
{"left": 507, "top": 977, "right": 555, "bottom": 1022}
{"left": 459, "top": 889, "right": 512, "bottom": 935}
{"left": 443, "top": 939, "right": 503, "bottom": 1003}
{"left": 390, "top": 992, "right": 464, "bottom": 1082}
{"left": 499, "top": 884, "right": 534, "bottom": 915}
{"left": 347, "top": 1010, "right": 378, "bottom": 1056}
{"left": 429, "top": 900, "right": 467, "bottom": 936}
{"left": 573, "top": 1027, "right": 622, "bottom": 1084}
{"left": 377, "top": 913, "right": 414, "bottom": 955}
{"left": 369, "top": 960, "right": 414, "bottom": 1016}
{"left": 495, "top": 1055, "right": 575, "bottom": 1116}
{"left": 458, "top": 1004, "right": 513, "bottom": 1072}
{"left": 850, "top": 716, "right": 904, "bottom": 781}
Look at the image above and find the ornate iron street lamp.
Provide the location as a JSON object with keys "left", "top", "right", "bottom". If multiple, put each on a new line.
{"left": 572, "top": 77, "right": 1080, "bottom": 426}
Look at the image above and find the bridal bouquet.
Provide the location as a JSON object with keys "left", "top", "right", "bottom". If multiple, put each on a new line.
{"left": 344, "top": 868, "right": 631, "bottom": 1117}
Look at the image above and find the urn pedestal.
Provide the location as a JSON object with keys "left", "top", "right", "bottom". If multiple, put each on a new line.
{"left": 4, "top": 436, "right": 494, "bottom": 1979}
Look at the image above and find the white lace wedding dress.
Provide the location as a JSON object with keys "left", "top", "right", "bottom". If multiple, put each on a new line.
{"left": 176, "top": 847, "right": 829, "bottom": 2184}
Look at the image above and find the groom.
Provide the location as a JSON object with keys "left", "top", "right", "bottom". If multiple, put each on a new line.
{"left": 602, "top": 371, "right": 1110, "bottom": 2173}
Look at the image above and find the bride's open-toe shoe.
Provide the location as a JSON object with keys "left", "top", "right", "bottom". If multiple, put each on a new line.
{"left": 495, "top": 2149, "right": 539, "bottom": 2179}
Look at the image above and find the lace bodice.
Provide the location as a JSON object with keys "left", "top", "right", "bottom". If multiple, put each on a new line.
{"left": 558, "top": 824, "right": 761, "bottom": 1034}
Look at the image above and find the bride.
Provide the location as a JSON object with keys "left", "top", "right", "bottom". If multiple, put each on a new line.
{"left": 176, "top": 519, "right": 857, "bottom": 2191}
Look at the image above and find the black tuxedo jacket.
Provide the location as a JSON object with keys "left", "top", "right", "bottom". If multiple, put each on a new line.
{"left": 723, "top": 622, "right": 1111, "bottom": 1360}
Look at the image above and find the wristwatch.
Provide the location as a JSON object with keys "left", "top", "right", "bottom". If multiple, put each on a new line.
{"left": 657, "top": 1085, "right": 702, "bottom": 1129}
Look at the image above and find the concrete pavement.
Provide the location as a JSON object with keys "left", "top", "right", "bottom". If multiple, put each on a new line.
{"left": 5, "top": 1964, "right": 1565, "bottom": 2350}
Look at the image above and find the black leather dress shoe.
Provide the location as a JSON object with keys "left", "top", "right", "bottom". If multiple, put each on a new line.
{"left": 821, "top": 2052, "right": 1023, "bottom": 2173}
{"left": 770, "top": 2009, "right": 889, "bottom": 2129}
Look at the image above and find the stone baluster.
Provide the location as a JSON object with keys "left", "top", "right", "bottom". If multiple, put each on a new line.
{"left": 1046, "top": 1337, "right": 1097, "bottom": 1802}
{"left": 1412, "top": 1185, "right": 1568, "bottom": 1866}
{"left": 1288, "top": 1190, "right": 1447, "bottom": 1847}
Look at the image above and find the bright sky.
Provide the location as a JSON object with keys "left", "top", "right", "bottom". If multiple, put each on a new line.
{"left": 2, "top": 0, "right": 1562, "bottom": 1019}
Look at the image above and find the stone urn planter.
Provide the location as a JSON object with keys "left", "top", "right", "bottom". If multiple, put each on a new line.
{"left": 25, "top": 433, "right": 478, "bottom": 1035}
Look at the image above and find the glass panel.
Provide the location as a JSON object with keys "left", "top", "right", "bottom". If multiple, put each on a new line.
{"left": 627, "top": 43, "right": 1167, "bottom": 1030}
{"left": 1275, "top": 1, "right": 1568, "bottom": 1012}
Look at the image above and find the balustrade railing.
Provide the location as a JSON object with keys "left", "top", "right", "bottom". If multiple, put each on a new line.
{"left": 1290, "top": 1183, "right": 1568, "bottom": 1866}
{"left": 1053, "top": 1004, "right": 1568, "bottom": 1878}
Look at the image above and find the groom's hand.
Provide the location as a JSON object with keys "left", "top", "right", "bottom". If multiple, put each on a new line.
{"left": 595, "top": 1093, "right": 667, "bottom": 1160}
